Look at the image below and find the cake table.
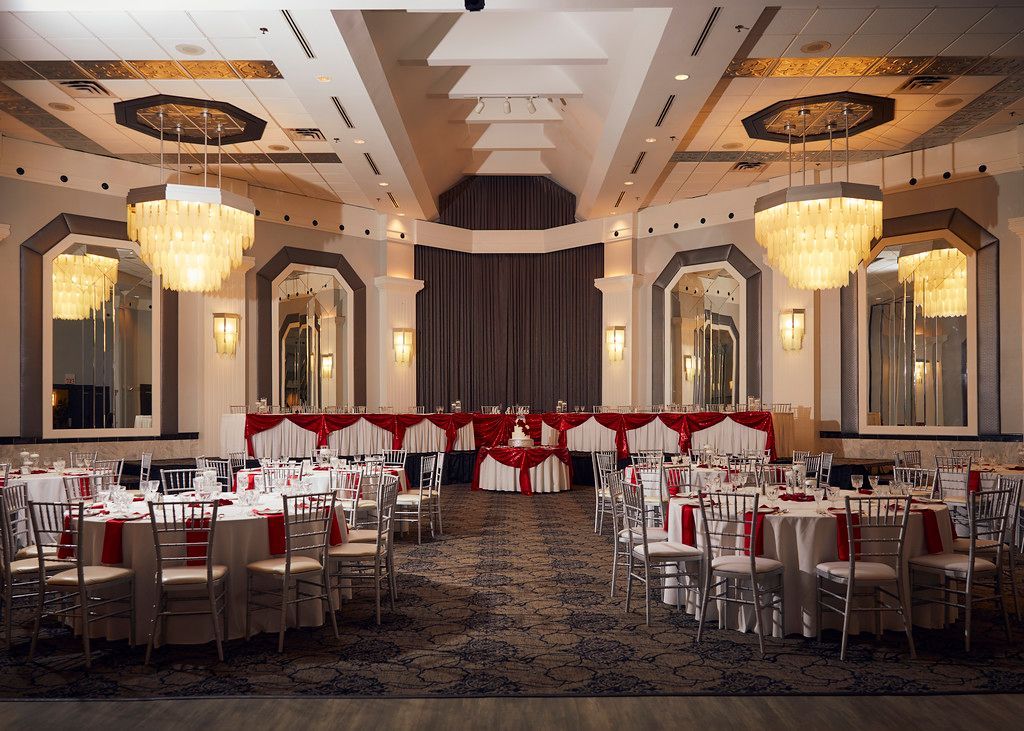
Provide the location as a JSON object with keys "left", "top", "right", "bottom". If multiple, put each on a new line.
{"left": 471, "top": 446, "right": 572, "bottom": 495}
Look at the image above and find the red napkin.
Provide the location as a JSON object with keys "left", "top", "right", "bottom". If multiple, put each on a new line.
{"left": 234, "top": 471, "right": 258, "bottom": 492}
{"left": 185, "top": 517, "right": 211, "bottom": 567}
{"left": 742, "top": 509, "right": 776, "bottom": 557}
{"left": 263, "top": 511, "right": 344, "bottom": 555}
{"left": 831, "top": 509, "right": 861, "bottom": 561}
{"left": 679, "top": 503, "right": 697, "bottom": 546}
{"left": 968, "top": 471, "right": 980, "bottom": 493}
{"left": 778, "top": 493, "right": 815, "bottom": 502}
{"left": 101, "top": 518, "right": 128, "bottom": 564}
{"left": 57, "top": 513, "right": 75, "bottom": 559}
{"left": 31, "top": 469, "right": 47, "bottom": 474}
{"left": 188, "top": 499, "right": 233, "bottom": 508}
{"left": 911, "top": 508, "right": 945, "bottom": 554}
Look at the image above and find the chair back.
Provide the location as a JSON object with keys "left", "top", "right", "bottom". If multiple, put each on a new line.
{"left": 934, "top": 456, "right": 971, "bottom": 501}
{"left": 966, "top": 484, "right": 1017, "bottom": 569}
{"left": 147, "top": 500, "right": 221, "bottom": 585}
{"left": 433, "top": 453, "right": 444, "bottom": 490}
{"left": 161, "top": 468, "right": 199, "bottom": 495}
{"left": 331, "top": 469, "right": 363, "bottom": 528}
{"left": 951, "top": 448, "right": 982, "bottom": 462}
{"left": 0, "top": 481, "right": 30, "bottom": 568}
{"left": 663, "top": 463, "right": 691, "bottom": 494}
{"left": 228, "top": 452, "right": 247, "bottom": 473}
{"left": 792, "top": 450, "right": 810, "bottom": 463}
{"left": 140, "top": 451, "right": 153, "bottom": 483}
{"left": 373, "top": 473, "right": 401, "bottom": 554}
{"left": 381, "top": 449, "right": 407, "bottom": 470}
{"left": 63, "top": 472, "right": 116, "bottom": 502}
{"left": 69, "top": 451, "right": 97, "bottom": 469}
{"left": 758, "top": 464, "right": 789, "bottom": 488}
{"left": 619, "top": 476, "right": 649, "bottom": 547}
{"left": 205, "top": 458, "right": 232, "bottom": 488}
{"left": 594, "top": 451, "right": 616, "bottom": 474}
{"left": 893, "top": 467, "right": 935, "bottom": 497}
{"left": 895, "top": 450, "right": 922, "bottom": 468}
{"left": 418, "top": 454, "right": 437, "bottom": 496}
{"left": 819, "top": 452, "right": 834, "bottom": 486}
{"left": 281, "top": 492, "right": 336, "bottom": 570}
{"left": 94, "top": 458, "right": 124, "bottom": 485}
{"left": 606, "top": 470, "right": 625, "bottom": 533}
{"left": 730, "top": 458, "right": 762, "bottom": 490}
{"left": 0, "top": 462, "right": 10, "bottom": 485}
{"left": 698, "top": 491, "right": 763, "bottom": 569}
{"left": 628, "top": 463, "right": 665, "bottom": 508}
{"left": 262, "top": 464, "right": 303, "bottom": 489}
{"left": 837, "top": 495, "right": 911, "bottom": 574}
{"left": 803, "top": 454, "right": 823, "bottom": 488}
{"left": 630, "top": 450, "right": 663, "bottom": 468}
{"left": 28, "top": 500, "right": 84, "bottom": 576}
{"left": 195, "top": 456, "right": 208, "bottom": 470}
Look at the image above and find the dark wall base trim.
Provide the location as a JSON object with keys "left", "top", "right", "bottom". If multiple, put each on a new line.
{"left": 820, "top": 431, "right": 1022, "bottom": 443}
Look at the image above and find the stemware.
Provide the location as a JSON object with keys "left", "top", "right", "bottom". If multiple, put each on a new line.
{"left": 52, "top": 459, "right": 66, "bottom": 474}
{"left": 850, "top": 474, "right": 864, "bottom": 490}
{"left": 868, "top": 475, "right": 879, "bottom": 491}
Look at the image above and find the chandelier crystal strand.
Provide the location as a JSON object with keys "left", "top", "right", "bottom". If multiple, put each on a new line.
{"left": 896, "top": 248, "right": 968, "bottom": 318}
{"left": 52, "top": 253, "right": 119, "bottom": 320}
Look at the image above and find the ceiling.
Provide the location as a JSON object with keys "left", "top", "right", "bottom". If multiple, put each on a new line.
{"left": 2, "top": 2, "right": 1024, "bottom": 223}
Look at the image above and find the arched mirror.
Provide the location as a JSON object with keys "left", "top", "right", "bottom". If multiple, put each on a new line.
{"left": 858, "top": 232, "right": 977, "bottom": 434}
{"left": 44, "top": 237, "right": 160, "bottom": 436}
{"left": 272, "top": 266, "right": 351, "bottom": 410}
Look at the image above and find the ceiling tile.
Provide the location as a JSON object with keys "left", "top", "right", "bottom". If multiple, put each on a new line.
{"left": 129, "top": 11, "right": 200, "bottom": 38}
{"left": 850, "top": 76, "right": 905, "bottom": 95}
{"left": 0, "top": 36, "right": 63, "bottom": 61}
{"left": 992, "top": 35, "right": 1024, "bottom": 57}
{"left": 914, "top": 7, "right": 991, "bottom": 35}
{"left": 148, "top": 79, "right": 206, "bottom": 96}
{"left": 47, "top": 37, "right": 116, "bottom": 60}
{"left": 835, "top": 35, "right": 904, "bottom": 57}
{"left": 72, "top": 12, "right": 146, "bottom": 38}
{"left": 209, "top": 37, "right": 267, "bottom": 60}
{"left": 764, "top": 8, "right": 816, "bottom": 35}
{"left": 783, "top": 35, "right": 850, "bottom": 58}
{"left": 103, "top": 37, "right": 169, "bottom": 59}
{"left": 157, "top": 38, "right": 224, "bottom": 60}
{"left": 186, "top": 12, "right": 258, "bottom": 39}
{"left": 969, "top": 8, "right": 1024, "bottom": 35}
{"left": 939, "top": 34, "right": 1015, "bottom": 56}
{"left": 858, "top": 8, "right": 932, "bottom": 36}
{"left": 889, "top": 33, "right": 959, "bottom": 57}
{"left": 941, "top": 75, "right": 1003, "bottom": 95}
{"left": 0, "top": 13, "right": 37, "bottom": 40}
{"left": 14, "top": 12, "right": 92, "bottom": 38}
{"left": 748, "top": 34, "right": 793, "bottom": 59}
{"left": 801, "top": 8, "right": 873, "bottom": 35}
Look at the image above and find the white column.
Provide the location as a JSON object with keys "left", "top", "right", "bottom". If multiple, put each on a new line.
{"left": 1006, "top": 216, "right": 1024, "bottom": 434}
{"left": 595, "top": 274, "right": 640, "bottom": 408}
{"left": 374, "top": 275, "right": 424, "bottom": 411}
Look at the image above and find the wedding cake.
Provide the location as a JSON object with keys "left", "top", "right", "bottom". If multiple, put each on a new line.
{"left": 508, "top": 421, "right": 534, "bottom": 448}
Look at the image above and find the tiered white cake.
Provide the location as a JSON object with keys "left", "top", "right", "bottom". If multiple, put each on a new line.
{"left": 508, "top": 423, "right": 534, "bottom": 448}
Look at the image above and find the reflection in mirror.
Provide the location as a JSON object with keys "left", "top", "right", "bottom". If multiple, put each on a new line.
{"left": 865, "top": 239, "right": 969, "bottom": 427}
{"left": 277, "top": 270, "right": 347, "bottom": 410}
{"left": 51, "top": 244, "right": 153, "bottom": 429}
{"left": 670, "top": 268, "right": 742, "bottom": 408}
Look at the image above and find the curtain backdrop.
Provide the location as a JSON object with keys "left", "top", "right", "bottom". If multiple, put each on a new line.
{"left": 415, "top": 244, "right": 602, "bottom": 411}
{"left": 437, "top": 176, "right": 576, "bottom": 230}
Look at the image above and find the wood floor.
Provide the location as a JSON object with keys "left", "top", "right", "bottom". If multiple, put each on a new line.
{"left": 2, "top": 694, "right": 1021, "bottom": 730}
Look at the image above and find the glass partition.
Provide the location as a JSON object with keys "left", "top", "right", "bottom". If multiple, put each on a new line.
{"left": 864, "top": 238, "right": 969, "bottom": 427}
{"left": 50, "top": 243, "right": 154, "bottom": 430}
{"left": 670, "top": 267, "right": 742, "bottom": 408}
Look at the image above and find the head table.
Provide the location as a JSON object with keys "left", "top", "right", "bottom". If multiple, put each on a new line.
{"left": 223, "top": 410, "right": 792, "bottom": 461}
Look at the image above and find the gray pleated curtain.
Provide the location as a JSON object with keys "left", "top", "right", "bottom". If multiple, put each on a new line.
{"left": 415, "top": 244, "right": 603, "bottom": 411}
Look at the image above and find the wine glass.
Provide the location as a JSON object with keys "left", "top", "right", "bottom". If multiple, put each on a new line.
{"left": 52, "top": 459, "right": 66, "bottom": 474}
{"left": 850, "top": 475, "right": 863, "bottom": 490}
{"left": 143, "top": 480, "right": 160, "bottom": 503}
{"left": 868, "top": 476, "right": 879, "bottom": 491}
{"left": 813, "top": 487, "right": 826, "bottom": 514}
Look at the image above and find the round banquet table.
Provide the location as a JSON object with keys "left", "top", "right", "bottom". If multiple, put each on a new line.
{"left": 662, "top": 494, "right": 956, "bottom": 638}
{"left": 234, "top": 465, "right": 409, "bottom": 493}
{"left": 12, "top": 468, "right": 108, "bottom": 501}
{"left": 75, "top": 493, "right": 348, "bottom": 644}
{"left": 472, "top": 446, "right": 572, "bottom": 494}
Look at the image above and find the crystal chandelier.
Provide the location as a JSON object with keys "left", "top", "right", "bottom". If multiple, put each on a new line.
{"left": 752, "top": 102, "right": 884, "bottom": 290}
{"left": 52, "top": 253, "right": 119, "bottom": 320}
{"left": 897, "top": 247, "right": 968, "bottom": 318}
{"left": 125, "top": 108, "right": 254, "bottom": 292}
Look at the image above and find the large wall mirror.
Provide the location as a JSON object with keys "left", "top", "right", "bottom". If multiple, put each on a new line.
{"left": 42, "top": 235, "right": 161, "bottom": 437}
{"left": 857, "top": 230, "right": 977, "bottom": 434}
{"left": 271, "top": 265, "right": 352, "bottom": 410}
{"left": 669, "top": 267, "right": 744, "bottom": 408}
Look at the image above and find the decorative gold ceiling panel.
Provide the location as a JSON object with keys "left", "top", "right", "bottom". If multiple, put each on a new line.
{"left": 817, "top": 57, "right": 878, "bottom": 77}
{"left": 723, "top": 55, "right": 1024, "bottom": 79}
{"left": 75, "top": 60, "right": 140, "bottom": 79}
{"left": 230, "top": 60, "right": 283, "bottom": 79}
{"left": 176, "top": 61, "right": 239, "bottom": 79}
{"left": 771, "top": 57, "right": 827, "bottom": 77}
{"left": 24, "top": 61, "right": 88, "bottom": 80}
{"left": 127, "top": 60, "right": 189, "bottom": 80}
{"left": 763, "top": 100, "right": 874, "bottom": 137}
{"left": 136, "top": 103, "right": 247, "bottom": 136}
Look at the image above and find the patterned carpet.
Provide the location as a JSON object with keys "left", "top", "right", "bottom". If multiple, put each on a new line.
{"left": 3, "top": 486, "right": 1024, "bottom": 698}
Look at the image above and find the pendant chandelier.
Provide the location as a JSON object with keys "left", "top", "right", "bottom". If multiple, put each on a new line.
{"left": 897, "top": 247, "right": 968, "bottom": 318}
{"left": 52, "top": 252, "right": 119, "bottom": 320}
{"left": 122, "top": 101, "right": 257, "bottom": 293}
{"left": 747, "top": 95, "right": 891, "bottom": 291}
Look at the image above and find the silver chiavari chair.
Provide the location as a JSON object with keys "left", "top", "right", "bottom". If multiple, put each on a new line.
{"left": 205, "top": 458, "right": 233, "bottom": 489}
{"left": 161, "top": 468, "right": 200, "bottom": 495}
{"left": 911, "top": 484, "right": 1015, "bottom": 651}
{"left": 395, "top": 454, "right": 435, "bottom": 544}
{"left": 27, "top": 501, "right": 135, "bottom": 668}
{"left": 663, "top": 463, "right": 692, "bottom": 496}
{"left": 0, "top": 462, "right": 11, "bottom": 486}
{"left": 620, "top": 475, "right": 702, "bottom": 624}
{"left": 819, "top": 452, "right": 834, "bottom": 487}
{"left": 63, "top": 472, "right": 116, "bottom": 503}
{"left": 332, "top": 468, "right": 371, "bottom": 539}
{"left": 792, "top": 450, "right": 810, "bottom": 463}
{"left": 244, "top": 492, "right": 339, "bottom": 652}
{"left": 144, "top": 500, "right": 228, "bottom": 664}
{"left": 94, "top": 458, "right": 125, "bottom": 485}
{"left": 893, "top": 467, "right": 936, "bottom": 498}
{"left": 262, "top": 463, "right": 303, "bottom": 490}
{"left": 758, "top": 464, "right": 789, "bottom": 490}
{"left": 803, "top": 454, "right": 823, "bottom": 490}
{"left": 381, "top": 449, "right": 407, "bottom": 472}
{"left": 592, "top": 450, "right": 616, "bottom": 534}
{"left": 935, "top": 456, "right": 972, "bottom": 504}
{"left": 195, "top": 456, "right": 208, "bottom": 470}
{"left": 228, "top": 452, "right": 247, "bottom": 475}
{"left": 139, "top": 452, "right": 153, "bottom": 484}
{"left": 895, "top": 450, "right": 922, "bottom": 469}
{"left": 430, "top": 453, "right": 445, "bottom": 536}
{"left": 951, "top": 448, "right": 982, "bottom": 463}
{"left": 69, "top": 451, "right": 98, "bottom": 469}
{"left": 696, "top": 491, "right": 784, "bottom": 657}
{"left": 628, "top": 463, "right": 667, "bottom": 528}
{"left": 815, "top": 495, "right": 916, "bottom": 661}
{"left": 630, "top": 450, "right": 663, "bottom": 468}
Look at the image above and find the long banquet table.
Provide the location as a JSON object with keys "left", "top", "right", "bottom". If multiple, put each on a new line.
{"left": 223, "top": 410, "right": 793, "bottom": 461}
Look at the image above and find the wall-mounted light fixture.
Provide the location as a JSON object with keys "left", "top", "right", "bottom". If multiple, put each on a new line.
{"left": 321, "top": 353, "right": 334, "bottom": 379}
{"left": 683, "top": 354, "right": 696, "bottom": 381}
{"left": 393, "top": 328, "right": 413, "bottom": 366}
{"left": 606, "top": 325, "right": 626, "bottom": 362}
{"left": 212, "top": 312, "right": 241, "bottom": 356}
{"left": 779, "top": 308, "right": 806, "bottom": 351}
{"left": 914, "top": 359, "right": 926, "bottom": 383}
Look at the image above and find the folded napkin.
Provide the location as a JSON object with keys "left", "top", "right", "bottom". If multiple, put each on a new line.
{"left": 778, "top": 493, "right": 815, "bottom": 502}
{"left": 828, "top": 508, "right": 862, "bottom": 560}
{"left": 188, "top": 498, "right": 233, "bottom": 508}
{"left": 31, "top": 469, "right": 47, "bottom": 474}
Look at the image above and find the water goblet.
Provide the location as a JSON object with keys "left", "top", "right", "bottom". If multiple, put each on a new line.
{"left": 53, "top": 459, "right": 66, "bottom": 474}
{"left": 868, "top": 476, "right": 879, "bottom": 491}
{"left": 96, "top": 486, "right": 111, "bottom": 508}
{"left": 143, "top": 480, "right": 160, "bottom": 503}
{"left": 813, "top": 488, "right": 826, "bottom": 514}
{"left": 850, "top": 475, "right": 864, "bottom": 491}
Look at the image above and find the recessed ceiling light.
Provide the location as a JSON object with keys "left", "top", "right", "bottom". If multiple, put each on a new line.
{"left": 378, "top": 182, "right": 389, "bottom": 187}
{"left": 624, "top": 181, "right": 634, "bottom": 186}
{"left": 316, "top": 74, "right": 331, "bottom": 83}
{"left": 175, "top": 43, "right": 206, "bottom": 56}
{"left": 935, "top": 97, "right": 963, "bottom": 108}
{"left": 800, "top": 40, "right": 831, "bottom": 54}
{"left": 47, "top": 101, "right": 74, "bottom": 112}
{"left": 674, "top": 74, "right": 689, "bottom": 81}
{"left": 645, "top": 137, "right": 656, "bottom": 143}
{"left": 610, "top": 211, "right": 617, "bottom": 215}
{"left": 353, "top": 138, "right": 366, "bottom": 144}
{"left": 268, "top": 144, "right": 289, "bottom": 151}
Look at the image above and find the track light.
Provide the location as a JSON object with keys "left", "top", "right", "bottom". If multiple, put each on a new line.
{"left": 504, "top": 97, "right": 511, "bottom": 114}
{"left": 526, "top": 96, "right": 536, "bottom": 114}
{"left": 474, "top": 97, "right": 484, "bottom": 114}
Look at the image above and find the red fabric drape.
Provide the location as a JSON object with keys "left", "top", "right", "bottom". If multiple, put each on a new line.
{"left": 471, "top": 414, "right": 543, "bottom": 449}
{"left": 244, "top": 414, "right": 331, "bottom": 456}
{"left": 593, "top": 414, "right": 659, "bottom": 460}
{"left": 424, "top": 413, "right": 475, "bottom": 452}
{"left": 541, "top": 413, "right": 594, "bottom": 449}
{"left": 471, "top": 446, "right": 572, "bottom": 495}
{"left": 658, "top": 411, "right": 777, "bottom": 461}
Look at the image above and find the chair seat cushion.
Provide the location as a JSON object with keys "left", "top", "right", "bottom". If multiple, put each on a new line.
{"left": 340, "top": 499, "right": 377, "bottom": 510}
{"left": 346, "top": 528, "right": 378, "bottom": 543}
{"left": 246, "top": 556, "right": 323, "bottom": 575}
{"left": 15, "top": 544, "right": 58, "bottom": 560}
{"left": 162, "top": 565, "right": 228, "bottom": 585}
{"left": 816, "top": 560, "right": 896, "bottom": 583}
{"left": 951, "top": 537, "right": 1004, "bottom": 552}
{"left": 712, "top": 555, "right": 783, "bottom": 574}
{"left": 47, "top": 565, "right": 134, "bottom": 586}
{"left": 328, "top": 542, "right": 378, "bottom": 559}
{"left": 396, "top": 493, "right": 427, "bottom": 504}
{"left": 634, "top": 541, "right": 703, "bottom": 560}
{"left": 618, "top": 527, "right": 669, "bottom": 543}
{"left": 910, "top": 552, "right": 996, "bottom": 575}
{"left": 9, "top": 557, "right": 75, "bottom": 575}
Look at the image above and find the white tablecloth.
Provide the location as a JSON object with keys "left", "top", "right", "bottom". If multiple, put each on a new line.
{"left": 77, "top": 494, "right": 348, "bottom": 644}
{"left": 663, "top": 496, "right": 955, "bottom": 637}
{"left": 476, "top": 453, "right": 571, "bottom": 494}
{"left": 234, "top": 467, "right": 409, "bottom": 493}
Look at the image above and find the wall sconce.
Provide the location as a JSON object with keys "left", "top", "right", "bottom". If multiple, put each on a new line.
{"left": 606, "top": 326, "right": 626, "bottom": 362}
{"left": 393, "top": 328, "right": 413, "bottom": 366}
{"left": 914, "top": 359, "right": 926, "bottom": 383}
{"left": 779, "top": 308, "right": 806, "bottom": 351}
{"left": 321, "top": 353, "right": 334, "bottom": 379}
{"left": 212, "top": 312, "right": 241, "bottom": 356}
{"left": 683, "top": 354, "right": 696, "bottom": 381}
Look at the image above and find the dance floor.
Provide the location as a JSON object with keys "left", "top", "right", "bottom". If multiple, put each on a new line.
{"left": 3, "top": 487, "right": 1023, "bottom": 699}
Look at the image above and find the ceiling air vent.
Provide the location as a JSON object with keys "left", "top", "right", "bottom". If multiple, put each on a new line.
{"left": 630, "top": 151, "right": 646, "bottom": 175}
{"left": 899, "top": 75, "right": 951, "bottom": 93}
{"left": 364, "top": 152, "right": 381, "bottom": 175}
{"left": 614, "top": 191, "right": 625, "bottom": 207}
{"left": 285, "top": 128, "right": 326, "bottom": 141}
{"left": 281, "top": 10, "right": 315, "bottom": 59}
{"left": 386, "top": 192, "right": 399, "bottom": 208}
{"left": 331, "top": 97, "right": 354, "bottom": 129}
{"left": 57, "top": 79, "right": 112, "bottom": 97}
{"left": 732, "top": 161, "right": 764, "bottom": 171}
{"left": 691, "top": 7, "right": 722, "bottom": 56}
{"left": 655, "top": 95, "right": 675, "bottom": 127}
